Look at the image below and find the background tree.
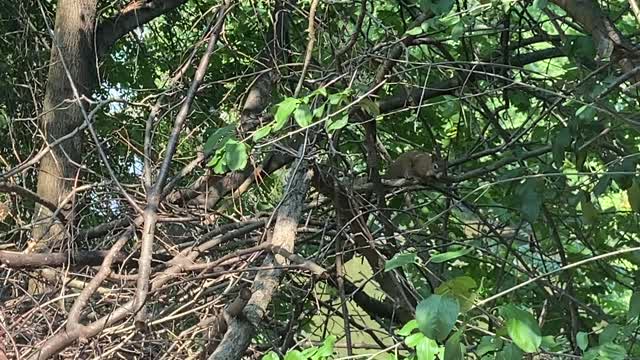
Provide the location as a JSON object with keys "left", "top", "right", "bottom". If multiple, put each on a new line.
{"left": 0, "top": 0, "right": 640, "bottom": 359}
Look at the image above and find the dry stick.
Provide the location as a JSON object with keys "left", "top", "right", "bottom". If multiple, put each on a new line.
{"left": 632, "top": 0, "right": 640, "bottom": 27}
{"left": 28, "top": 3, "right": 233, "bottom": 359}
{"left": 208, "top": 150, "right": 314, "bottom": 360}
{"left": 134, "top": 0, "right": 232, "bottom": 326}
{"left": 66, "top": 226, "right": 135, "bottom": 332}
{"left": 142, "top": 30, "right": 203, "bottom": 189}
{"left": 293, "top": 0, "right": 320, "bottom": 97}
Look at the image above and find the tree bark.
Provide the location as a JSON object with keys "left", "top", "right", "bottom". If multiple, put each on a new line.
{"left": 31, "top": 0, "right": 98, "bottom": 251}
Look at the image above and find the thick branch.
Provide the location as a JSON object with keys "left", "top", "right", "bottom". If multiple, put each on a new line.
{"left": 96, "top": 0, "right": 188, "bottom": 56}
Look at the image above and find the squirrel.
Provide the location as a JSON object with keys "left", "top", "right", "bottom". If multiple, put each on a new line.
{"left": 383, "top": 151, "right": 440, "bottom": 183}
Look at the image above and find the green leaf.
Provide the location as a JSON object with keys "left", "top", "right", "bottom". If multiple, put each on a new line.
{"left": 313, "top": 87, "right": 328, "bottom": 97}
{"left": 581, "top": 199, "right": 599, "bottom": 225}
{"left": 274, "top": 97, "right": 300, "bottom": 131}
{"left": 204, "top": 125, "right": 235, "bottom": 154}
{"left": 313, "top": 104, "right": 325, "bottom": 119}
{"left": 516, "top": 179, "right": 542, "bottom": 223}
{"left": 575, "top": 104, "right": 596, "bottom": 122}
{"left": 294, "top": 103, "right": 313, "bottom": 128}
{"left": 577, "top": 332, "right": 589, "bottom": 351}
{"left": 397, "top": 320, "right": 419, "bottom": 336}
{"left": 385, "top": 252, "right": 418, "bottom": 271}
{"left": 406, "top": 332, "right": 426, "bottom": 348}
{"left": 450, "top": 22, "right": 464, "bottom": 40}
{"left": 551, "top": 127, "right": 571, "bottom": 168}
{"left": 416, "top": 295, "right": 460, "bottom": 341}
{"left": 419, "top": 0, "right": 454, "bottom": 15}
{"left": 500, "top": 305, "right": 542, "bottom": 353}
{"left": 253, "top": 124, "right": 273, "bottom": 141}
{"left": 326, "top": 114, "right": 349, "bottom": 133}
{"left": 406, "top": 26, "right": 424, "bottom": 35}
{"left": 263, "top": 351, "right": 281, "bottom": 360}
{"left": 598, "top": 324, "right": 619, "bottom": 345}
{"left": 435, "top": 276, "right": 477, "bottom": 312}
{"left": 313, "top": 335, "right": 336, "bottom": 359}
{"left": 207, "top": 151, "right": 225, "bottom": 172}
{"left": 627, "top": 180, "right": 640, "bottom": 213}
{"left": 532, "top": 0, "right": 548, "bottom": 9}
{"left": 328, "top": 92, "right": 345, "bottom": 105}
{"left": 495, "top": 343, "right": 523, "bottom": 360}
{"left": 224, "top": 140, "right": 249, "bottom": 171}
{"left": 430, "top": 247, "right": 473, "bottom": 264}
{"left": 284, "top": 350, "right": 304, "bottom": 360}
{"left": 629, "top": 292, "right": 640, "bottom": 321}
{"left": 444, "top": 329, "right": 463, "bottom": 360}
{"left": 416, "top": 337, "right": 439, "bottom": 360}
{"left": 593, "top": 175, "right": 611, "bottom": 196}
{"left": 583, "top": 343, "right": 626, "bottom": 360}
{"left": 476, "top": 336, "right": 503, "bottom": 357}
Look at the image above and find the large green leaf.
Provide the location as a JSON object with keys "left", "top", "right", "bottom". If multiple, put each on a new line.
{"left": 224, "top": 140, "right": 249, "bottom": 171}
{"left": 416, "top": 337, "right": 439, "bottom": 360}
{"left": 204, "top": 125, "right": 235, "bottom": 154}
{"left": 500, "top": 305, "right": 542, "bottom": 353}
{"left": 294, "top": 103, "right": 313, "bottom": 128}
{"left": 444, "top": 329, "right": 464, "bottom": 360}
{"left": 274, "top": 97, "right": 300, "bottom": 131}
{"left": 416, "top": 295, "right": 460, "bottom": 341}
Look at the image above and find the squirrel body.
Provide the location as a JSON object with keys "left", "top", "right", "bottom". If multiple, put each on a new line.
{"left": 384, "top": 151, "right": 438, "bottom": 182}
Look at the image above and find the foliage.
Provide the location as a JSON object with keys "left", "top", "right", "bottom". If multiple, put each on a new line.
{"left": 1, "top": 0, "right": 640, "bottom": 358}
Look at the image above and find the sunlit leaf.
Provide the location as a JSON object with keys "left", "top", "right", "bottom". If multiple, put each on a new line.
{"left": 274, "top": 97, "right": 300, "bottom": 131}
{"left": 294, "top": 103, "right": 313, "bottom": 128}
{"left": 326, "top": 114, "right": 349, "bottom": 133}
{"left": 416, "top": 337, "right": 439, "bottom": 360}
{"left": 385, "top": 252, "right": 417, "bottom": 271}
{"left": 430, "top": 247, "right": 473, "bottom": 264}
{"left": 397, "top": 320, "right": 419, "bottom": 336}
{"left": 435, "top": 276, "right": 477, "bottom": 312}
{"left": 406, "top": 332, "right": 426, "bottom": 348}
{"left": 284, "top": 350, "right": 304, "bottom": 360}
{"left": 263, "top": 351, "right": 281, "bottom": 360}
{"left": 627, "top": 180, "right": 640, "bottom": 213}
{"left": 500, "top": 305, "right": 541, "bottom": 353}
{"left": 253, "top": 124, "right": 273, "bottom": 141}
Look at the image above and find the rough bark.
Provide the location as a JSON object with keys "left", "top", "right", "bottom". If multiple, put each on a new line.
{"left": 31, "top": 0, "right": 98, "bottom": 251}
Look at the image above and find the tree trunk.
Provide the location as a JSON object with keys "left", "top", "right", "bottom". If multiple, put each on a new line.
{"left": 31, "top": 0, "right": 98, "bottom": 251}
